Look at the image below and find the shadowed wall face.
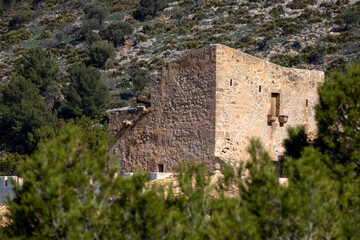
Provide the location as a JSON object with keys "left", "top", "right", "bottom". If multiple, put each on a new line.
{"left": 108, "top": 46, "right": 217, "bottom": 173}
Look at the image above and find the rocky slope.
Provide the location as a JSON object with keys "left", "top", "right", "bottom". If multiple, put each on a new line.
{"left": 0, "top": 0, "right": 360, "bottom": 107}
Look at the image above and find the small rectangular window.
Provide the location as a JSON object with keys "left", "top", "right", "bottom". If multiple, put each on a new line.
{"left": 230, "top": 79, "right": 233, "bottom": 86}
{"left": 271, "top": 93, "right": 280, "bottom": 117}
{"left": 4, "top": 177, "right": 8, "bottom": 187}
{"left": 306, "top": 99, "right": 308, "bottom": 107}
{"left": 158, "top": 164, "right": 164, "bottom": 173}
{"left": 259, "top": 86, "right": 261, "bottom": 92}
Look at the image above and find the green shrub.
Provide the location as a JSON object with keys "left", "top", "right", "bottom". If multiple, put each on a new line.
{"left": 131, "top": 68, "right": 149, "bottom": 94}
{"left": 87, "top": 40, "right": 116, "bottom": 68}
{"left": 306, "top": 44, "right": 326, "bottom": 64}
{"left": 234, "top": 35, "right": 255, "bottom": 48}
{"left": 0, "top": 28, "right": 32, "bottom": 48}
{"left": 326, "top": 57, "right": 348, "bottom": 72}
{"left": 307, "top": 17, "right": 323, "bottom": 23}
{"left": 134, "top": 34, "right": 147, "bottom": 44}
{"left": 149, "top": 57, "right": 164, "bottom": 69}
{"left": 264, "top": 0, "right": 285, "bottom": 7}
{"left": 99, "top": 21, "right": 133, "bottom": 47}
{"left": 8, "top": 13, "right": 28, "bottom": 30}
{"left": 37, "top": 30, "right": 51, "bottom": 39}
{"left": 327, "top": 45, "right": 338, "bottom": 54}
{"left": 270, "top": 54, "right": 304, "bottom": 67}
{"left": 47, "top": 13, "right": 75, "bottom": 30}
{"left": 84, "top": 31, "right": 102, "bottom": 45}
{"left": 181, "top": 0, "right": 195, "bottom": 6}
{"left": 38, "top": 17, "right": 50, "bottom": 26}
{"left": 270, "top": 5, "right": 284, "bottom": 17}
{"left": 133, "top": 0, "right": 168, "bottom": 21}
{"left": 323, "top": 32, "right": 360, "bottom": 44}
{"left": 338, "top": 10, "right": 360, "bottom": 29}
{"left": 110, "top": 70, "right": 124, "bottom": 78}
{"left": 182, "top": 40, "right": 199, "bottom": 49}
{"left": 84, "top": 2, "right": 109, "bottom": 26}
{"left": 287, "top": 0, "right": 317, "bottom": 9}
{"left": 116, "top": 78, "right": 132, "bottom": 89}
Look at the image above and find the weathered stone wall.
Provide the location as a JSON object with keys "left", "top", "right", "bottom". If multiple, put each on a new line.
{"left": 214, "top": 45, "right": 324, "bottom": 163}
{"left": 108, "top": 46, "right": 217, "bottom": 173}
{"left": 108, "top": 44, "right": 324, "bottom": 172}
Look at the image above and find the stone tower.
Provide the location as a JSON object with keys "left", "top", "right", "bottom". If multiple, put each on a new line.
{"left": 107, "top": 44, "right": 324, "bottom": 173}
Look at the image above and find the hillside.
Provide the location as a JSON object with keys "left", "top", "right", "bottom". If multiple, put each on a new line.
{"left": 0, "top": 0, "right": 360, "bottom": 108}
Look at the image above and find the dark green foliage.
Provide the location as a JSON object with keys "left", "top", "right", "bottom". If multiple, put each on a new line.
{"left": 327, "top": 57, "right": 348, "bottom": 72}
{"left": 307, "top": 44, "right": 326, "bottom": 64}
{"left": 133, "top": 0, "right": 169, "bottom": 21}
{"left": 2, "top": 137, "right": 360, "bottom": 238}
{"left": 270, "top": 5, "right": 284, "bottom": 17}
{"left": 284, "top": 126, "right": 309, "bottom": 159}
{"left": 87, "top": 40, "right": 116, "bottom": 68}
{"left": 0, "top": 153, "right": 25, "bottom": 176}
{"left": 323, "top": 32, "right": 360, "bottom": 44}
{"left": 60, "top": 63, "right": 108, "bottom": 119}
{"left": 83, "top": 2, "right": 109, "bottom": 27}
{"left": 339, "top": 9, "right": 360, "bottom": 29}
{"left": 287, "top": 0, "right": 317, "bottom": 9}
{"left": 0, "top": 77, "right": 56, "bottom": 153}
{"left": 8, "top": 13, "right": 28, "bottom": 30}
{"left": 84, "top": 31, "right": 102, "bottom": 45}
{"left": 14, "top": 46, "right": 59, "bottom": 93}
{"left": 316, "top": 63, "right": 360, "bottom": 175}
{"left": 284, "top": 147, "right": 340, "bottom": 238}
{"left": 131, "top": 68, "right": 149, "bottom": 95}
{"left": 3, "top": 123, "right": 117, "bottom": 238}
{"left": 99, "top": 21, "right": 133, "bottom": 47}
{"left": 270, "top": 54, "right": 303, "bottom": 67}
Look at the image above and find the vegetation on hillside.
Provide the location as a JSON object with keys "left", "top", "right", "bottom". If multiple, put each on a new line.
{"left": 0, "top": 1, "right": 360, "bottom": 237}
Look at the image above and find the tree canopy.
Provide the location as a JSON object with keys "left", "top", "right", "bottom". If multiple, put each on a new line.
{"left": 99, "top": 21, "right": 133, "bottom": 47}
{"left": 316, "top": 63, "right": 360, "bottom": 176}
{"left": 14, "top": 46, "right": 59, "bottom": 94}
{"left": 133, "top": 0, "right": 169, "bottom": 21}
{"left": 87, "top": 40, "right": 116, "bottom": 68}
{"left": 60, "top": 63, "right": 108, "bottom": 119}
{"left": 0, "top": 77, "right": 56, "bottom": 153}
{"left": 83, "top": 2, "right": 109, "bottom": 28}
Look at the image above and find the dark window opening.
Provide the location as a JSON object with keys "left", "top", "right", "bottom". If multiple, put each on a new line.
{"left": 4, "top": 179, "right": 8, "bottom": 187}
{"left": 230, "top": 79, "right": 233, "bottom": 86}
{"left": 271, "top": 93, "right": 280, "bottom": 117}
{"left": 158, "top": 164, "right": 164, "bottom": 172}
{"left": 259, "top": 86, "right": 261, "bottom": 92}
{"left": 306, "top": 99, "right": 308, "bottom": 107}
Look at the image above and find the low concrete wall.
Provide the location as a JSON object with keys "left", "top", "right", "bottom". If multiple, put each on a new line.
{"left": 0, "top": 176, "right": 23, "bottom": 205}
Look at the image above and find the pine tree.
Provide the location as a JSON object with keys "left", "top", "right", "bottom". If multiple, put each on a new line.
{"left": 60, "top": 63, "right": 108, "bottom": 119}
{"left": 316, "top": 63, "right": 360, "bottom": 176}
{"left": 3, "top": 123, "right": 119, "bottom": 238}
{"left": 0, "top": 77, "right": 56, "bottom": 153}
{"left": 14, "top": 46, "right": 59, "bottom": 94}
{"left": 285, "top": 147, "right": 340, "bottom": 239}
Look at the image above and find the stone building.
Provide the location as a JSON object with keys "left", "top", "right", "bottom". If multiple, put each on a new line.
{"left": 108, "top": 44, "right": 324, "bottom": 173}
